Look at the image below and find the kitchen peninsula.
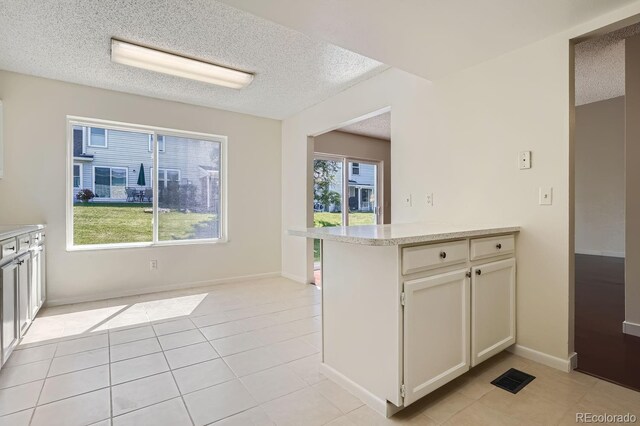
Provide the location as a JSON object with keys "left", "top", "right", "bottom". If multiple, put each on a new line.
{"left": 290, "top": 223, "right": 520, "bottom": 417}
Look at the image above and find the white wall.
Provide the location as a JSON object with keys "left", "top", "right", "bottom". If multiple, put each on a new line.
{"left": 282, "top": 3, "right": 640, "bottom": 362}
{"left": 0, "top": 71, "right": 282, "bottom": 304}
{"left": 314, "top": 130, "right": 391, "bottom": 223}
{"left": 575, "top": 97, "right": 625, "bottom": 257}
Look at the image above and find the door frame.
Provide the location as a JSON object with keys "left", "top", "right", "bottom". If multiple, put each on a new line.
{"left": 313, "top": 153, "right": 384, "bottom": 226}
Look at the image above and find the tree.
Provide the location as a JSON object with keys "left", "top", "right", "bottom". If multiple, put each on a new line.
{"left": 314, "top": 160, "right": 341, "bottom": 212}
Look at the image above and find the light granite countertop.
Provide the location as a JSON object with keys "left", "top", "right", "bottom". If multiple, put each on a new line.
{"left": 289, "top": 222, "right": 520, "bottom": 246}
{"left": 0, "top": 224, "right": 46, "bottom": 241}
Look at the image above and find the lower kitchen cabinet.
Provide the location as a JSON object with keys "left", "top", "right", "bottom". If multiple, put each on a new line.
{"left": 403, "top": 268, "right": 470, "bottom": 405}
{"left": 30, "top": 244, "right": 45, "bottom": 318}
{"left": 471, "top": 257, "right": 516, "bottom": 366}
{"left": 1, "top": 260, "right": 19, "bottom": 364}
{"left": 17, "top": 253, "right": 30, "bottom": 336}
{"left": 0, "top": 227, "right": 46, "bottom": 367}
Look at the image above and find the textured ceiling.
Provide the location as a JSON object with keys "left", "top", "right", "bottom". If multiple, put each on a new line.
{"left": 220, "top": 0, "right": 636, "bottom": 80}
{"left": 575, "top": 24, "right": 640, "bottom": 106}
{"left": 339, "top": 112, "right": 390, "bottom": 141}
{"left": 0, "top": 0, "right": 387, "bottom": 119}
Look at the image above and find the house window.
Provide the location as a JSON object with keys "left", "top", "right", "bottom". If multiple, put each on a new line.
{"left": 151, "top": 168, "right": 181, "bottom": 188}
{"left": 352, "top": 163, "right": 360, "bottom": 175}
{"left": 94, "top": 166, "right": 128, "bottom": 199}
{"left": 73, "top": 164, "right": 82, "bottom": 188}
{"left": 88, "top": 127, "right": 107, "bottom": 147}
{"left": 148, "top": 135, "right": 166, "bottom": 152}
{"left": 68, "top": 118, "right": 226, "bottom": 248}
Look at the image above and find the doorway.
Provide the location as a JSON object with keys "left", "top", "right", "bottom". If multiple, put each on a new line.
{"left": 310, "top": 110, "right": 391, "bottom": 286}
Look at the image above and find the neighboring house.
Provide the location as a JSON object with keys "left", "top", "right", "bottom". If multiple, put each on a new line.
{"left": 324, "top": 162, "right": 376, "bottom": 212}
{"left": 72, "top": 125, "right": 220, "bottom": 212}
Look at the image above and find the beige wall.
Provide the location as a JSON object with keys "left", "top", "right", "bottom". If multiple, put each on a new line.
{"left": 575, "top": 97, "right": 625, "bottom": 257}
{"left": 625, "top": 35, "right": 640, "bottom": 332}
{"left": 314, "top": 131, "right": 391, "bottom": 223}
{"left": 282, "top": 2, "right": 640, "bottom": 364}
{"left": 0, "top": 71, "right": 282, "bottom": 304}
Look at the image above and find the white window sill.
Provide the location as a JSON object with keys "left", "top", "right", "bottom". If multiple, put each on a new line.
{"left": 66, "top": 238, "right": 229, "bottom": 252}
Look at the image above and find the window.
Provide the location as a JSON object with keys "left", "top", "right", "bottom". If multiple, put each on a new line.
{"left": 88, "top": 127, "right": 107, "bottom": 147}
{"left": 352, "top": 162, "right": 360, "bottom": 175}
{"left": 148, "top": 135, "right": 166, "bottom": 152}
{"left": 68, "top": 118, "right": 226, "bottom": 249}
{"left": 93, "top": 166, "right": 128, "bottom": 199}
{"left": 150, "top": 168, "right": 181, "bottom": 188}
{"left": 73, "top": 164, "right": 82, "bottom": 188}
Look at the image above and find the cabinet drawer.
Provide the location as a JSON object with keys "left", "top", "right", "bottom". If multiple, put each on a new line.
{"left": 30, "top": 232, "right": 44, "bottom": 247}
{"left": 17, "top": 234, "right": 31, "bottom": 253}
{"left": 470, "top": 235, "right": 515, "bottom": 261}
{"left": 402, "top": 241, "right": 468, "bottom": 275}
{"left": 0, "top": 238, "right": 18, "bottom": 261}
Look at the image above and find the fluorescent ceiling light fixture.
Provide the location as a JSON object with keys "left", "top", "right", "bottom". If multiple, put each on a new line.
{"left": 111, "top": 39, "right": 254, "bottom": 89}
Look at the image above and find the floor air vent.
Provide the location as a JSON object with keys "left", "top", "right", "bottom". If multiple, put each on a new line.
{"left": 491, "top": 368, "right": 535, "bottom": 394}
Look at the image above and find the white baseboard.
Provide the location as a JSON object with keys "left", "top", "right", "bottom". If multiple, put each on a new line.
{"left": 46, "top": 271, "right": 282, "bottom": 306}
{"left": 508, "top": 344, "right": 576, "bottom": 373}
{"left": 319, "top": 363, "right": 401, "bottom": 418}
{"left": 280, "top": 271, "right": 309, "bottom": 284}
{"left": 623, "top": 321, "right": 640, "bottom": 338}
{"left": 575, "top": 249, "right": 625, "bottom": 258}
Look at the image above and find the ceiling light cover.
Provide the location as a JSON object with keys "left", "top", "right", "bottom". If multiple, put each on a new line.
{"left": 110, "top": 39, "right": 254, "bottom": 89}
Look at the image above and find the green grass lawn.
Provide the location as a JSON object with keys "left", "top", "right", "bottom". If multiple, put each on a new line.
{"left": 313, "top": 212, "right": 376, "bottom": 227}
{"left": 313, "top": 212, "right": 376, "bottom": 260}
{"left": 73, "top": 203, "right": 217, "bottom": 245}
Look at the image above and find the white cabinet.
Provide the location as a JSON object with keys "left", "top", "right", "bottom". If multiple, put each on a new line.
{"left": 403, "top": 269, "right": 470, "bottom": 405}
{"left": 17, "top": 254, "right": 30, "bottom": 336}
{"left": 316, "top": 231, "right": 517, "bottom": 417}
{"left": 0, "top": 227, "right": 46, "bottom": 369}
{"left": 471, "top": 258, "right": 516, "bottom": 366}
{"left": 30, "top": 244, "right": 45, "bottom": 318}
{"left": 1, "top": 261, "right": 18, "bottom": 365}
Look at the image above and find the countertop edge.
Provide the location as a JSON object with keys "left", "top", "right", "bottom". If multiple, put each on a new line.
{"left": 0, "top": 224, "right": 47, "bottom": 241}
{"left": 288, "top": 226, "right": 520, "bottom": 246}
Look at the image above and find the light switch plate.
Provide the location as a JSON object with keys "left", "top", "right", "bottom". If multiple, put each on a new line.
{"left": 402, "top": 193, "right": 412, "bottom": 207}
{"left": 426, "top": 193, "right": 433, "bottom": 207}
{"left": 519, "top": 151, "right": 531, "bottom": 169}
{"left": 539, "top": 187, "right": 552, "bottom": 205}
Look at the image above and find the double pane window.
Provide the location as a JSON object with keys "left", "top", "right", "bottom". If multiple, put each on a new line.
{"left": 69, "top": 119, "right": 225, "bottom": 248}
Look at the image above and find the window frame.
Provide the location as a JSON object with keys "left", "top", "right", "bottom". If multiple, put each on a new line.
{"left": 148, "top": 135, "right": 166, "bottom": 153}
{"left": 73, "top": 163, "right": 82, "bottom": 188}
{"left": 66, "top": 116, "right": 228, "bottom": 251}
{"left": 87, "top": 127, "right": 108, "bottom": 148}
{"left": 352, "top": 162, "right": 360, "bottom": 175}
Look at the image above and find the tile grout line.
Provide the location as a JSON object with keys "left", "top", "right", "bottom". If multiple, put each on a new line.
{"left": 107, "top": 330, "right": 113, "bottom": 423}
{"left": 25, "top": 351, "right": 53, "bottom": 426}
{"left": 154, "top": 317, "right": 196, "bottom": 426}
{"left": 26, "top": 342, "right": 58, "bottom": 425}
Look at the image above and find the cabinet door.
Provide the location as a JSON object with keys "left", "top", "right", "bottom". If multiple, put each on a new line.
{"left": 403, "top": 269, "right": 470, "bottom": 406}
{"left": 30, "top": 248, "right": 41, "bottom": 318}
{"left": 17, "top": 255, "right": 30, "bottom": 335}
{"left": 471, "top": 258, "right": 516, "bottom": 367}
{"left": 39, "top": 245, "right": 46, "bottom": 307}
{"left": 1, "top": 261, "right": 19, "bottom": 365}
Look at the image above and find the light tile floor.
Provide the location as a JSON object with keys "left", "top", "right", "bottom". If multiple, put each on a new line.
{"left": 1, "top": 276, "right": 639, "bottom": 425}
